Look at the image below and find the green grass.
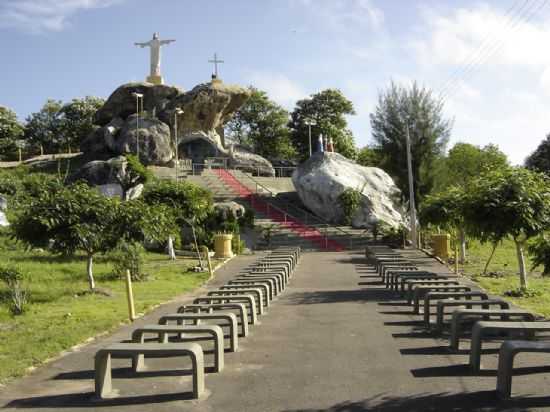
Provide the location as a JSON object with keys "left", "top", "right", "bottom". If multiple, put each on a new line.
{"left": 0, "top": 233, "right": 210, "bottom": 384}
{"left": 457, "top": 238, "right": 550, "bottom": 317}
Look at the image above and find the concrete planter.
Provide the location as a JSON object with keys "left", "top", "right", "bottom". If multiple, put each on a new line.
{"left": 214, "top": 233, "right": 234, "bottom": 259}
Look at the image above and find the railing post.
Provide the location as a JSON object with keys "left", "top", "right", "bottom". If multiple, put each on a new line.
{"left": 324, "top": 225, "right": 328, "bottom": 250}
{"left": 284, "top": 213, "right": 287, "bottom": 224}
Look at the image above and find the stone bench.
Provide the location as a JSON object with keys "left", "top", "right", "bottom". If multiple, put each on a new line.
{"left": 246, "top": 268, "right": 288, "bottom": 285}
{"left": 238, "top": 273, "right": 284, "bottom": 293}
{"left": 131, "top": 324, "right": 224, "bottom": 372}
{"left": 95, "top": 342, "right": 204, "bottom": 399}
{"left": 412, "top": 286, "right": 473, "bottom": 314}
{"left": 177, "top": 303, "right": 249, "bottom": 337}
{"left": 404, "top": 279, "right": 460, "bottom": 302}
{"left": 234, "top": 276, "right": 280, "bottom": 296}
{"left": 194, "top": 296, "right": 257, "bottom": 325}
{"left": 496, "top": 340, "right": 550, "bottom": 398}
{"left": 220, "top": 285, "right": 270, "bottom": 307}
{"left": 470, "top": 321, "right": 550, "bottom": 372}
{"left": 386, "top": 270, "right": 434, "bottom": 290}
{"left": 421, "top": 291, "right": 489, "bottom": 321}
{"left": 208, "top": 289, "right": 264, "bottom": 314}
{"left": 229, "top": 279, "right": 276, "bottom": 300}
{"left": 158, "top": 312, "right": 239, "bottom": 352}
{"left": 449, "top": 308, "right": 534, "bottom": 350}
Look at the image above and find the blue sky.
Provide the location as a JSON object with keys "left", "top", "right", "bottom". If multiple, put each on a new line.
{"left": 1, "top": 0, "right": 549, "bottom": 164}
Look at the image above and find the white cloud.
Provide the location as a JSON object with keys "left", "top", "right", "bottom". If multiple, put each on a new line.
{"left": 0, "top": 0, "right": 123, "bottom": 33}
{"left": 291, "top": 0, "right": 384, "bottom": 32}
{"left": 246, "top": 71, "right": 307, "bottom": 108}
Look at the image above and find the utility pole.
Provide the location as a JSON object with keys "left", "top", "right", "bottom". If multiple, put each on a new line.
{"left": 304, "top": 118, "right": 317, "bottom": 157}
{"left": 173, "top": 108, "right": 184, "bottom": 181}
{"left": 405, "top": 123, "right": 418, "bottom": 248}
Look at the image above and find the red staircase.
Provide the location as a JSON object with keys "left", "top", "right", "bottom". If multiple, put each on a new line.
{"left": 213, "top": 169, "right": 344, "bottom": 251}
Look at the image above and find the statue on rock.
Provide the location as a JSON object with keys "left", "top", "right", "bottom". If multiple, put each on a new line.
{"left": 134, "top": 32, "right": 175, "bottom": 85}
{"left": 292, "top": 152, "right": 406, "bottom": 229}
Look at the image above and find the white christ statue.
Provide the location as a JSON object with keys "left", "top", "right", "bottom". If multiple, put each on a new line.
{"left": 134, "top": 32, "right": 175, "bottom": 85}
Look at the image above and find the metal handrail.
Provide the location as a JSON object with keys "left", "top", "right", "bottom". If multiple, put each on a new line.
{"left": 229, "top": 169, "right": 360, "bottom": 249}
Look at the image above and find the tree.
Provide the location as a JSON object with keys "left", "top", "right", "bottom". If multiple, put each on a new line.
{"left": 225, "top": 87, "right": 296, "bottom": 160}
{"left": 370, "top": 81, "right": 452, "bottom": 206}
{"left": 464, "top": 167, "right": 550, "bottom": 290}
{"left": 57, "top": 96, "right": 104, "bottom": 152}
{"left": 24, "top": 96, "right": 104, "bottom": 154}
{"left": 24, "top": 99, "right": 63, "bottom": 153}
{"left": 356, "top": 145, "right": 384, "bottom": 168}
{"left": 10, "top": 183, "right": 168, "bottom": 291}
{"left": 433, "top": 143, "right": 509, "bottom": 262}
{"left": 525, "top": 134, "right": 550, "bottom": 175}
{"left": 0, "top": 106, "right": 24, "bottom": 160}
{"left": 142, "top": 180, "right": 214, "bottom": 257}
{"left": 289, "top": 89, "right": 357, "bottom": 160}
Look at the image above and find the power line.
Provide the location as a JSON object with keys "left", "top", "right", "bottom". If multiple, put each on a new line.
{"left": 436, "top": 0, "right": 529, "bottom": 97}
{"left": 441, "top": 0, "right": 549, "bottom": 102}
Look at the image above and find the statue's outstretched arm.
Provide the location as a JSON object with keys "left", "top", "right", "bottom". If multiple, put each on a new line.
{"left": 134, "top": 42, "right": 149, "bottom": 48}
{"left": 160, "top": 39, "right": 176, "bottom": 45}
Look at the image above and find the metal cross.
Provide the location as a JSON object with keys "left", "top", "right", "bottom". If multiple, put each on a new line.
{"left": 208, "top": 53, "right": 224, "bottom": 78}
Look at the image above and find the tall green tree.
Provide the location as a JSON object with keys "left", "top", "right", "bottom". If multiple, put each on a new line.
{"left": 58, "top": 96, "right": 104, "bottom": 152}
{"left": 0, "top": 107, "right": 24, "bottom": 160}
{"left": 464, "top": 167, "right": 550, "bottom": 290}
{"left": 24, "top": 96, "right": 104, "bottom": 154}
{"left": 433, "top": 142, "right": 508, "bottom": 262}
{"left": 225, "top": 87, "right": 296, "bottom": 160}
{"left": 289, "top": 89, "right": 357, "bottom": 160}
{"left": 356, "top": 145, "right": 384, "bottom": 168}
{"left": 370, "top": 81, "right": 452, "bottom": 205}
{"left": 525, "top": 134, "right": 550, "bottom": 175}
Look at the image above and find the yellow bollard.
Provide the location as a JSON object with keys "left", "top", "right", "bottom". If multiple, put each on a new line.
{"left": 125, "top": 269, "right": 136, "bottom": 321}
{"left": 432, "top": 233, "right": 451, "bottom": 260}
{"left": 201, "top": 246, "right": 214, "bottom": 279}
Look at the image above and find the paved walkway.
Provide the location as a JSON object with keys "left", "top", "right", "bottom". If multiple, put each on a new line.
{"left": 2, "top": 250, "right": 550, "bottom": 411}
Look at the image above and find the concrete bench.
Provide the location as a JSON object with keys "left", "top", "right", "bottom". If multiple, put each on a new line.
{"left": 208, "top": 289, "right": 263, "bottom": 315}
{"left": 496, "top": 340, "right": 550, "bottom": 398}
{"left": 246, "top": 268, "right": 288, "bottom": 285}
{"left": 449, "top": 308, "right": 534, "bottom": 350}
{"left": 404, "top": 279, "right": 460, "bottom": 302}
{"left": 470, "top": 321, "right": 550, "bottom": 372}
{"left": 229, "top": 279, "right": 275, "bottom": 300}
{"left": 194, "top": 296, "right": 257, "bottom": 325}
{"left": 412, "top": 286, "right": 473, "bottom": 314}
{"left": 238, "top": 273, "right": 284, "bottom": 293}
{"left": 178, "top": 303, "right": 249, "bottom": 337}
{"left": 158, "top": 312, "right": 239, "bottom": 352}
{"left": 95, "top": 342, "right": 204, "bottom": 399}
{"left": 234, "top": 275, "right": 280, "bottom": 295}
{"left": 386, "top": 270, "right": 434, "bottom": 290}
{"left": 131, "top": 324, "right": 224, "bottom": 372}
{"left": 220, "top": 285, "right": 270, "bottom": 307}
{"left": 421, "top": 291, "right": 489, "bottom": 321}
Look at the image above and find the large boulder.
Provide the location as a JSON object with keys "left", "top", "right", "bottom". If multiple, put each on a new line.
{"left": 81, "top": 79, "right": 274, "bottom": 174}
{"left": 228, "top": 145, "right": 275, "bottom": 177}
{"left": 95, "top": 82, "right": 183, "bottom": 126}
{"left": 68, "top": 156, "right": 127, "bottom": 186}
{"left": 116, "top": 114, "right": 173, "bottom": 165}
{"left": 292, "top": 152, "right": 406, "bottom": 229}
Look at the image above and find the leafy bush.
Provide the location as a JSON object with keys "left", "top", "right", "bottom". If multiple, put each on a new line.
{"left": 0, "top": 264, "right": 28, "bottom": 315}
{"left": 528, "top": 235, "right": 550, "bottom": 276}
{"left": 240, "top": 208, "right": 255, "bottom": 229}
{"left": 109, "top": 241, "right": 148, "bottom": 281}
{"left": 338, "top": 188, "right": 362, "bottom": 225}
{"left": 381, "top": 225, "right": 407, "bottom": 248}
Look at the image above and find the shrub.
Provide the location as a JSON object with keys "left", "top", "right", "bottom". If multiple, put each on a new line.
{"left": 109, "top": 241, "right": 148, "bottom": 281}
{"left": 528, "top": 235, "right": 550, "bottom": 276}
{"left": 0, "top": 264, "right": 28, "bottom": 315}
{"left": 338, "top": 188, "right": 362, "bottom": 225}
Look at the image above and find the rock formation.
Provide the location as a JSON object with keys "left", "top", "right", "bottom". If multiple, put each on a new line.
{"left": 292, "top": 152, "right": 406, "bottom": 229}
{"left": 79, "top": 80, "right": 275, "bottom": 176}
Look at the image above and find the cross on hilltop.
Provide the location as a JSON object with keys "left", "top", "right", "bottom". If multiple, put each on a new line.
{"left": 209, "top": 53, "right": 224, "bottom": 79}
